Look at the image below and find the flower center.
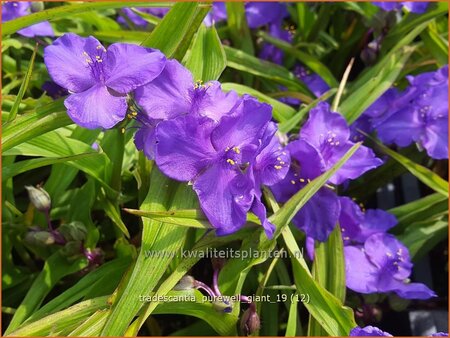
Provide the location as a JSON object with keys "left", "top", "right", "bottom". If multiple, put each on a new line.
{"left": 83, "top": 45, "right": 107, "bottom": 83}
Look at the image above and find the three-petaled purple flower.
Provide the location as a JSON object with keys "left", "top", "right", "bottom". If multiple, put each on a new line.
{"left": 154, "top": 95, "right": 289, "bottom": 237}
{"left": 44, "top": 33, "right": 166, "bottom": 129}
{"left": 345, "top": 232, "right": 436, "bottom": 299}
{"left": 2, "top": 1, "right": 54, "bottom": 37}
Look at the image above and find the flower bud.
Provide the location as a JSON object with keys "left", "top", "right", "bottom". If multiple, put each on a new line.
{"left": 240, "top": 303, "right": 260, "bottom": 336}
{"left": 25, "top": 230, "right": 55, "bottom": 246}
{"left": 173, "top": 275, "right": 195, "bottom": 291}
{"left": 25, "top": 185, "right": 51, "bottom": 212}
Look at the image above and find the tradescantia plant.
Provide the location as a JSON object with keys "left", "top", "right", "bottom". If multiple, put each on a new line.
{"left": 1, "top": 1, "right": 448, "bottom": 337}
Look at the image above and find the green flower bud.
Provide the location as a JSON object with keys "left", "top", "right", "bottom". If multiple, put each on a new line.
{"left": 25, "top": 230, "right": 55, "bottom": 246}
{"left": 25, "top": 185, "right": 51, "bottom": 212}
{"left": 173, "top": 275, "right": 195, "bottom": 291}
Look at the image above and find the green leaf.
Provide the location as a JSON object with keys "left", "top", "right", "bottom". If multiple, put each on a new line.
{"left": 101, "top": 170, "right": 197, "bottom": 336}
{"left": 100, "top": 196, "right": 130, "bottom": 238}
{"left": 283, "top": 228, "right": 356, "bottom": 336}
{"left": 421, "top": 23, "right": 449, "bottom": 67}
{"left": 140, "top": 2, "right": 209, "bottom": 59}
{"left": 338, "top": 46, "right": 415, "bottom": 123}
{"left": 123, "top": 207, "right": 260, "bottom": 229}
{"left": 308, "top": 225, "right": 346, "bottom": 336}
{"left": 389, "top": 194, "right": 448, "bottom": 235}
{"left": 68, "top": 310, "right": 110, "bottom": 337}
{"left": 152, "top": 290, "right": 238, "bottom": 336}
{"left": 256, "top": 31, "right": 339, "bottom": 88}
{"left": 221, "top": 82, "right": 296, "bottom": 122}
{"left": 278, "top": 88, "right": 337, "bottom": 134}
{"left": 7, "top": 44, "right": 38, "bottom": 122}
{"left": 398, "top": 216, "right": 448, "bottom": 259}
{"left": 2, "top": 99, "right": 72, "bottom": 152}
{"left": 2, "top": 153, "right": 98, "bottom": 182}
{"left": 380, "top": 2, "right": 449, "bottom": 53}
{"left": 2, "top": 2, "right": 172, "bottom": 36}
{"left": 24, "top": 258, "right": 130, "bottom": 324}
{"left": 4, "top": 130, "right": 118, "bottom": 199}
{"left": 6, "top": 296, "right": 109, "bottom": 337}
{"left": 285, "top": 293, "right": 299, "bottom": 337}
{"left": 225, "top": 2, "right": 254, "bottom": 56}
{"left": 224, "top": 46, "right": 313, "bottom": 96}
{"left": 184, "top": 25, "right": 227, "bottom": 82}
{"left": 366, "top": 134, "right": 448, "bottom": 196}
{"left": 5, "top": 252, "right": 87, "bottom": 334}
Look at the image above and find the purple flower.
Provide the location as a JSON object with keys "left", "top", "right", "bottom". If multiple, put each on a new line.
{"left": 154, "top": 95, "right": 287, "bottom": 236}
{"left": 431, "top": 333, "right": 448, "bottom": 337}
{"left": 345, "top": 233, "right": 436, "bottom": 299}
{"left": 294, "top": 66, "right": 331, "bottom": 99}
{"left": 271, "top": 139, "right": 341, "bottom": 241}
{"left": 300, "top": 102, "right": 383, "bottom": 185}
{"left": 135, "top": 60, "right": 238, "bottom": 122}
{"left": 2, "top": 2, "right": 54, "bottom": 37}
{"left": 339, "top": 196, "right": 397, "bottom": 244}
{"left": 349, "top": 325, "right": 392, "bottom": 336}
{"left": 270, "top": 103, "right": 382, "bottom": 242}
{"left": 373, "top": 2, "right": 429, "bottom": 13}
{"left": 259, "top": 22, "right": 292, "bottom": 65}
{"left": 245, "top": 2, "right": 288, "bottom": 28}
{"left": 282, "top": 66, "right": 331, "bottom": 106}
{"left": 44, "top": 33, "right": 166, "bottom": 129}
{"left": 118, "top": 7, "right": 169, "bottom": 28}
{"left": 204, "top": 2, "right": 288, "bottom": 28}
{"left": 134, "top": 60, "right": 238, "bottom": 159}
{"left": 350, "top": 88, "right": 404, "bottom": 141}
{"left": 251, "top": 122, "right": 291, "bottom": 237}
{"left": 204, "top": 2, "right": 227, "bottom": 27}
{"left": 376, "top": 66, "right": 449, "bottom": 159}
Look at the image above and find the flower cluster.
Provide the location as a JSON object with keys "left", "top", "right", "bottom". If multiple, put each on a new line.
{"left": 354, "top": 65, "right": 449, "bottom": 159}
{"left": 271, "top": 102, "right": 382, "bottom": 241}
{"left": 340, "top": 197, "right": 436, "bottom": 300}
{"left": 44, "top": 33, "right": 290, "bottom": 238}
{"left": 2, "top": 1, "right": 54, "bottom": 37}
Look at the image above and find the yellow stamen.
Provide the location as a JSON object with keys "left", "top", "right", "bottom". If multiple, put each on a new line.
{"left": 226, "top": 159, "right": 236, "bottom": 165}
